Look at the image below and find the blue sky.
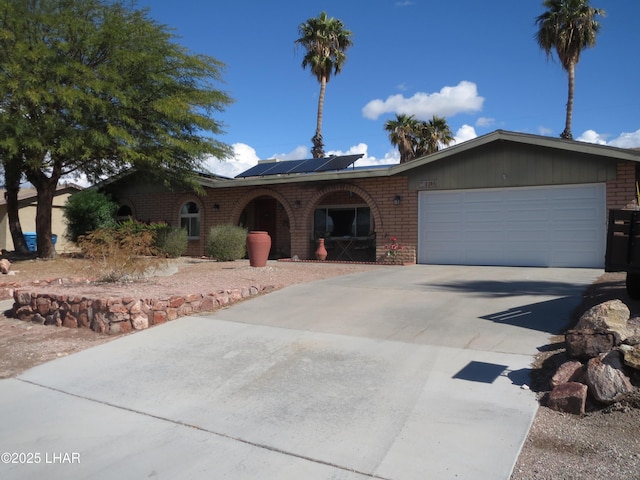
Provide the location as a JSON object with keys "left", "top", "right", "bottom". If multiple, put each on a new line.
{"left": 138, "top": 0, "right": 640, "bottom": 178}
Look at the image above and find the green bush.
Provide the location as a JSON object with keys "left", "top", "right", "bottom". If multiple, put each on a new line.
{"left": 154, "top": 224, "right": 188, "bottom": 258}
{"left": 63, "top": 190, "right": 117, "bottom": 242}
{"left": 205, "top": 224, "right": 247, "bottom": 261}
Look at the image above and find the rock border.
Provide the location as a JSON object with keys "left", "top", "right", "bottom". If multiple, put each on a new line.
{"left": 11, "top": 284, "right": 276, "bottom": 335}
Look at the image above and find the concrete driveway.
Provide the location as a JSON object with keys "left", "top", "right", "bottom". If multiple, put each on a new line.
{"left": 0, "top": 265, "right": 600, "bottom": 479}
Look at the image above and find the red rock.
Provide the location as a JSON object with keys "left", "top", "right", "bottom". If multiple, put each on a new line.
{"left": 551, "top": 361, "right": 584, "bottom": 387}
{"left": 200, "top": 296, "right": 216, "bottom": 311}
{"left": 548, "top": 382, "right": 587, "bottom": 415}
{"left": 169, "top": 296, "right": 185, "bottom": 308}
{"left": 153, "top": 310, "right": 167, "bottom": 325}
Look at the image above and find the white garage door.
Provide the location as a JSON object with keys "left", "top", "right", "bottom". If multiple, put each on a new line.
{"left": 418, "top": 184, "right": 606, "bottom": 268}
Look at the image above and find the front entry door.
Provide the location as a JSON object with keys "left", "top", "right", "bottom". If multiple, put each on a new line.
{"left": 255, "top": 198, "right": 277, "bottom": 256}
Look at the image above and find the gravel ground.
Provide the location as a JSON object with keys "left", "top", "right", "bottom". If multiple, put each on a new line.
{"left": 1, "top": 257, "right": 639, "bottom": 478}
{"left": 510, "top": 271, "right": 640, "bottom": 480}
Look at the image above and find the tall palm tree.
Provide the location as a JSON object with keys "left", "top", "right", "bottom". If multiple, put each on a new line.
{"left": 295, "top": 12, "right": 353, "bottom": 158}
{"left": 535, "top": 0, "right": 605, "bottom": 140}
{"left": 384, "top": 114, "right": 419, "bottom": 164}
{"left": 415, "top": 115, "right": 454, "bottom": 157}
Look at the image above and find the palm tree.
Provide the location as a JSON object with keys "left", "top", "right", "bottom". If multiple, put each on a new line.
{"left": 385, "top": 114, "right": 454, "bottom": 163}
{"left": 384, "top": 114, "right": 419, "bottom": 164}
{"left": 295, "top": 12, "right": 353, "bottom": 158}
{"left": 535, "top": 0, "right": 605, "bottom": 140}
{"left": 415, "top": 115, "right": 454, "bottom": 157}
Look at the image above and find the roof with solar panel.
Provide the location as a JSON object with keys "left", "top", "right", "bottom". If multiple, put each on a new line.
{"left": 235, "top": 154, "right": 364, "bottom": 178}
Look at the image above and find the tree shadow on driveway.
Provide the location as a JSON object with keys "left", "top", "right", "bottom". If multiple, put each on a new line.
{"left": 425, "top": 279, "right": 587, "bottom": 299}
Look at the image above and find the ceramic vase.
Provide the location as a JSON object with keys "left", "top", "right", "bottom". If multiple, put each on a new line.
{"left": 246, "top": 231, "right": 271, "bottom": 267}
{"left": 315, "top": 238, "right": 328, "bottom": 261}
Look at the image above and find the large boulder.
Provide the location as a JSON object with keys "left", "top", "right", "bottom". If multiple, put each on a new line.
{"left": 584, "top": 351, "right": 634, "bottom": 405}
{"left": 575, "top": 300, "right": 630, "bottom": 341}
{"left": 547, "top": 382, "right": 587, "bottom": 415}
{"left": 565, "top": 329, "right": 617, "bottom": 360}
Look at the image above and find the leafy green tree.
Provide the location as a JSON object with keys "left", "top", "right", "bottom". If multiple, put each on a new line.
{"left": 385, "top": 114, "right": 454, "bottom": 163}
{"left": 295, "top": 12, "right": 353, "bottom": 158}
{"left": 535, "top": 0, "right": 605, "bottom": 139}
{"left": 0, "top": 0, "right": 233, "bottom": 258}
{"left": 63, "top": 190, "right": 117, "bottom": 243}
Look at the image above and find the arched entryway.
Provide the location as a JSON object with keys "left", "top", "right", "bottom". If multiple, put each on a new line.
{"left": 232, "top": 189, "right": 295, "bottom": 259}
{"left": 306, "top": 185, "right": 381, "bottom": 262}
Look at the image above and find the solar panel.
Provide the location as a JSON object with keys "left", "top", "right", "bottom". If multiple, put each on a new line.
{"left": 235, "top": 162, "right": 278, "bottom": 178}
{"left": 316, "top": 154, "right": 362, "bottom": 172}
{"left": 288, "top": 157, "right": 332, "bottom": 174}
{"left": 235, "top": 154, "right": 364, "bottom": 178}
{"left": 261, "top": 159, "right": 305, "bottom": 175}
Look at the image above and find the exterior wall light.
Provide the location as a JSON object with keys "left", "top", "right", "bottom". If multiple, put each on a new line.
{"left": 213, "top": 203, "right": 220, "bottom": 211}
{"left": 393, "top": 195, "right": 402, "bottom": 205}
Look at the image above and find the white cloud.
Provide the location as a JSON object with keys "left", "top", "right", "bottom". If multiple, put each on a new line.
{"left": 476, "top": 117, "right": 495, "bottom": 128}
{"left": 452, "top": 124, "right": 478, "bottom": 145}
{"left": 608, "top": 129, "right": 640, "bottom": 149}
{"left": 576, "top": 129, "right": 608, "bottom": 145}
{"left": 203, "top": 142, "right": 261, "bottom": 178}
{"left": 537, "top": 126, "right": 554, "bottom": 136}
{"left": 328, "top": 143, "right": 399, "bottom": 167}
{"left": 271, "top": 145, "right": 308, "bottom": 161}
{"left": 362, "top": 81, "right": 484, "bottom": 120}
{"left": 576, "top": 128, "right": 640, "bottom": 149}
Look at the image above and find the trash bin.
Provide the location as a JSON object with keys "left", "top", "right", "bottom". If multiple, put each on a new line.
{"left": 23, "top": 233, "right": 57, "bottom": 252}
{"left": 24, "top": 233, "right": 37, "bottom": 252}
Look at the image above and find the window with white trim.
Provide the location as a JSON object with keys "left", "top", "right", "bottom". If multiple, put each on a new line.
{"left": 180, "top": 201, "right": 200, "bottom": 239}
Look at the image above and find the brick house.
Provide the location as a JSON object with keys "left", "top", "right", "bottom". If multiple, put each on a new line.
{"left": 99, "top": 130, "right": 640, "bottom": 268}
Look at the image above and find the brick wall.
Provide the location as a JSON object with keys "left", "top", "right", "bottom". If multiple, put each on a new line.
{"left": 606, "top": 161, "right": 637, "bottom": 211}
{"left": 114, "top": 176, "right": 418, "bottom": 263}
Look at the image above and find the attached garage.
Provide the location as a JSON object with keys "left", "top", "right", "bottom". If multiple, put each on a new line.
{"left": 418, "top": 183, "right": 606, "bottom": 268}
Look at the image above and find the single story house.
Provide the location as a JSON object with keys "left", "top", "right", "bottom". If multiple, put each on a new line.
{"left": 99, "top": 130, "right": 640, "bottom": 269}
{"left": 0, "top": 183, "right": 82, "bottom": 253}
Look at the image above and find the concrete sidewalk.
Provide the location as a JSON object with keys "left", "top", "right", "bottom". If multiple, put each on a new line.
{"left": 0, "top": 265, "right": 600, "bottom": 479}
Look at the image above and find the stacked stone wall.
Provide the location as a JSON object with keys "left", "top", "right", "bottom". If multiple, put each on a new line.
{"left": 11, "top": 284, "right": 275, "bottom": 335}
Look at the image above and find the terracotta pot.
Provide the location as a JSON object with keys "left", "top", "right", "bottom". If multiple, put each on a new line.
{"left": 315, "top": 238, "right": 328, "bottom": 261}
{"left": 246, "top": 231, "right": 271, "bottom": 267}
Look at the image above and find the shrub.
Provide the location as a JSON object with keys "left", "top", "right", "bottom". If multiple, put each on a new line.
{"left": 205, "top": 224, "right": 247, "bottom": 261}
{"left": 63, "top": 190, "right": 117, "bottom": 242}
{"left": 153, "top": 224, "right": 188, "bottom": 258}
{"left": 78, "top": 219, "right": 165, "bottom": 282}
